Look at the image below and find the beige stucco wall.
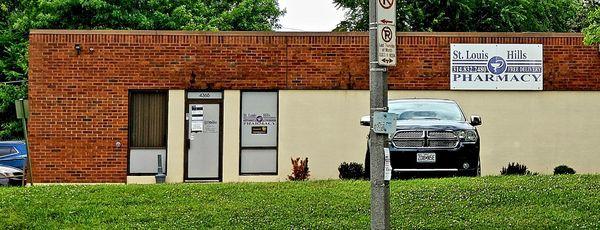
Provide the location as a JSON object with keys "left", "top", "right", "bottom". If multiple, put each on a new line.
{"left": 222, "top": 90, "right": 240, "bottom": 182}
{"left": 279, "top": 90, "right": 600, "bottom": 179}
{"left": 126, "top": 176, "right": 156, "bottom": 184}
{"left": 166, "top": 90, "right": 185, "bottom": 183}
{"left": 278, "top": 90, "right": 370, "bottom": 180}
{"left": 158, "top": 89, "right": 600, "bottom": 183}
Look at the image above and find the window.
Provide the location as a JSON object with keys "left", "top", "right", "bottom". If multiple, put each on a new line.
{"left": 389, "top": 100, "right": 465, "bottom": 121}
{"left": 130, "top": 92, "right": 168, "bottom": 147}
{"left": 0, "top": 147, "right": 17, "bottom": 157}
{"left": 128, "top": 91, "right": 167, "bottom": 174}
{"left": 240, "top": 91, "right": 278, "bottom": 174}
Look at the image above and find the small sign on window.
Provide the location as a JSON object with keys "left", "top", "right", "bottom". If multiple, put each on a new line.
{"left": 191, "top": 105, "right": 204, "bottom": 132}
{"left": 251, "top": 126, "right": 268, "bottom": 135}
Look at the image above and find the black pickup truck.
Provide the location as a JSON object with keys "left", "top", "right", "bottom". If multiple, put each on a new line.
{"left": 362, "top": 99, "right": 482, "bottom": 177}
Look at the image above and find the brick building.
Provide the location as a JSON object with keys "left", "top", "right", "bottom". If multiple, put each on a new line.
{"left": 28, "top": 30, "right": 600, "bottom": 183}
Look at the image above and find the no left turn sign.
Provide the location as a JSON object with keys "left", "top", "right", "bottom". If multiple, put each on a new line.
{"left": 378, "top": 0, "right": 394, "bottom": 9}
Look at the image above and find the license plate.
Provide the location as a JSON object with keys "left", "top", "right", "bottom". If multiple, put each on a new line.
{"left": 417, "top": 152, "right": 436, "bottom": 163}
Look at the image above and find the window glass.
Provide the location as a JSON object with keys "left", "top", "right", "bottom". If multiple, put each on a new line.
{"left": 240, "top": 91, "right": 278, "bottom": 174}
{"left": 130, "top": 92, "right": 168, "bottom": 148}
{"left": 129, "top": 91, "right": 168, "bottom": 174}
{"left": 389, "top": 101, "right": 465, "bottom": 121}
{"left": 0, "top": 147, "right": 16, "bottom": 157}
{"left": 240, "top": 149, "right": 277, "bottom": 174}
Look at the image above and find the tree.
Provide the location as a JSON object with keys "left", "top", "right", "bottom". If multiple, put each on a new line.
{"left": 583, "top": 5, "right": 600, "bottom": 45}
{"left": 333, "top": 0, "right": 586, "bottom": 32}
{"left": 0, "top": 0, "right": 29, "bottom": 140}
{"left": 0, "top": 0, "right": 284, "bottom": 140}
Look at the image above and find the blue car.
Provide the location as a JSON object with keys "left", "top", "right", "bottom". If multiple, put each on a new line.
{"left": 0, "top": 141, "right": 28, "bottom": 170}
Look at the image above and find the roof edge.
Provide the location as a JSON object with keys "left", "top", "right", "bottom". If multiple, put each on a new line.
{"left": 29, "top": 30, "right": 583, "bottom": 38}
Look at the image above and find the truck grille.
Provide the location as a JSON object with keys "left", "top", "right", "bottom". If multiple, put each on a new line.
{"left": 427, "top": 131, "right": 456, "bottom": 139}
{"left": 428, "top": 140, "right": 458, "bottom": 148}
{"left": 393, "top": 131, "right": 424, "bottom": 139}
{"left": 392, "top": 130, "right": 459, "bottom": 148}
{"left": 393, "top": 140, "right": 425, "bottom": 148}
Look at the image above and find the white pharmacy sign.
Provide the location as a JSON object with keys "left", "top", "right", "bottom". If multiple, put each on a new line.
{"left": 450, "top": 44, "right": 543, "bottom": 90}
{"left": 376, "top": 0, "right": 396, "bottom": 66}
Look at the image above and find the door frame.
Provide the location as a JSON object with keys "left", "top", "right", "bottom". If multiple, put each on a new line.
{"left": 184, "top": 91, "right": 224, "bottom": 182}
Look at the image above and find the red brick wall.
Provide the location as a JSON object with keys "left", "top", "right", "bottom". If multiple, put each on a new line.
{"left": 28, "top": 30, "right": 600, "bottom": 183}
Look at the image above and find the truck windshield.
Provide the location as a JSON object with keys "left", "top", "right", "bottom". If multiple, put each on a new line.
{"left": 389, "top": 101, "right": 465, "bottom": 121}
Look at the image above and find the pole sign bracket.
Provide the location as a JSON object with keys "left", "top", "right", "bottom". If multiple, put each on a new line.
{"left": 376, "top": 0, "right": 397, "bottom": 66}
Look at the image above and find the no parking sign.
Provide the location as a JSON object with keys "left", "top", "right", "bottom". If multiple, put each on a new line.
{"left": 377, "top": 0, "right": 396, "bottom": 66}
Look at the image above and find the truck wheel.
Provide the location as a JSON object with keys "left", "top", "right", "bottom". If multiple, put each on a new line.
{"left": 476, "top": 156, "right": 481, "bottom": 176}
{"left": 465, "top": 156, "right": 481, "bottom": 177}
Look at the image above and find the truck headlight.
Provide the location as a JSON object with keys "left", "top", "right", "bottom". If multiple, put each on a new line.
{"left": 465, "top": 130, "right": 478, "bottom": 142}
{"left": 455, "top": 130, "right": 478, "bottom": 142}
{"left": 455, "top": 130, "right": 466, "bottom": 139}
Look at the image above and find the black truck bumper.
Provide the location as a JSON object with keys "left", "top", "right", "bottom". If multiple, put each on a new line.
{"left": 389, "top": 142, "right": 480, "bottom": 177}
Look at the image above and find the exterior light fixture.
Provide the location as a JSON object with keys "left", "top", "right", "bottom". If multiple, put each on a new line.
{"left": 190, "top": 71, "right": 197, "bottom": 85}
{"left": 74, "top": 43, "right": 82, "bottom": 55}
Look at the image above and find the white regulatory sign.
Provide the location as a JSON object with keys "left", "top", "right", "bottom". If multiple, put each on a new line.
{"left": 376, "top": 0, "right": 396, "bottom": 66}
{"left": 377, "top": 0, "right": 396, "bottom": 23}
{"left": 384, "top": 148, "right": 392, "bottom": 181}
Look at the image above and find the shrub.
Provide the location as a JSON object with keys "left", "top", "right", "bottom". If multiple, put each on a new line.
{"left": 554, "top": 165, "right": 576, "bottom": 175}
{"left": 288, "top": 157, "right": 310, "bottom": 181}
{"left": 338, "top": 162, "right": 364, "bottom": 180}
{"left": 500, "top": 162, "right": 532, "bottom": 175}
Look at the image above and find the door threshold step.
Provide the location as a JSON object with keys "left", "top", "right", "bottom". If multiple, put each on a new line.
{"left": 184, "top": 179, "right": 221, "bottom": 183}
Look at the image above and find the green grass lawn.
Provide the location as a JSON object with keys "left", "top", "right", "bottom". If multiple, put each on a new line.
{"left": 1, "top": 175, "right": 599, "bottom": 229}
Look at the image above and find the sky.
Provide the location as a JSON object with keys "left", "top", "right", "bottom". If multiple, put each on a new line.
{"left": 277, "top": 0, "right": 347, "bottom": 32}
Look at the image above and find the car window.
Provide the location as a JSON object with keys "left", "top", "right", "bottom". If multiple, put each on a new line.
{"left": 0, "top": 147, "right": 17, "bottom": 157}
{"left": 389, "top": 101, "right": 465, "bottom": 121}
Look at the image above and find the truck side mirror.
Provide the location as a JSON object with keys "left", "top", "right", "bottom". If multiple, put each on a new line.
{"left": 470, "top": 115, "right": 482, "bottom": 126}
{"left": 360, "top": 115, "right": 370, "bottom": 126}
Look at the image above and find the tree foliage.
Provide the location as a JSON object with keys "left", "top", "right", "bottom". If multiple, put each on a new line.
{"left": 334, "top": 0, "right": 587, "bottom": 32}
{"left": 0, "top": 0, "right": 28, "bottom": 140}
{"left": 584, "top": 6, "right": 600, "bottom": 44}
{"left": 11, "top": 0, "right": 283, "bottom": 32}
{"left": 0, "top": 0, "right": 284, "bottom": 140}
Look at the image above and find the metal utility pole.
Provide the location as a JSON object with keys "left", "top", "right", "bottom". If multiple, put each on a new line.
{"left": 15, "top": 99, "right": 33, "bottom": 186}
{"left": 369, "top": 0, "right": 396, "bottom": 229}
